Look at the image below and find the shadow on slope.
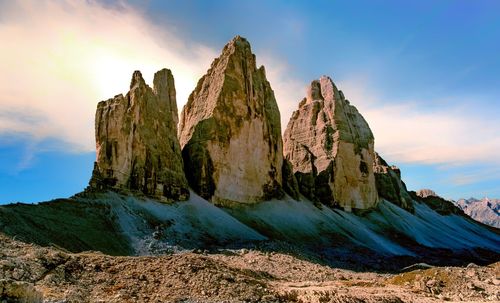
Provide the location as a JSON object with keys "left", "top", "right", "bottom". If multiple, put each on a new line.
{"left": 0, "top": 198, "right": 131, "bottom": 255}
{"left": 0, "top": 191, "right": 265, "bottom": 256}
{"left": 223, "top": 197, "right": 500, "bottom": 271}
{"left": 0, "top": 191, "right": 498, "bottom": 271}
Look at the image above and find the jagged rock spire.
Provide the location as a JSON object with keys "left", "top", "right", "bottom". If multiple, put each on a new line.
{"left": 179, "top": 36, "right": 285, "bottom": 204}
{"left": 283, "top": 76, "right": 379, "bottom": 211}
{"left": 89, "top": 69, "right": 189, "bottom": 201}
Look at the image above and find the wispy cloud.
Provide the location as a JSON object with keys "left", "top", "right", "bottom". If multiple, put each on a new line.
{"left": 2, "top": 0, "right": 499, "bottom": 175}
{"left": 337, "top": 78, "right": 500, "bottom": 166}
{"left": 448, "top": 167, "right": 500, "bottom": 186}
{"left": 0, "top": 0, "right": 309, "bottom": 159}
{"left": 0, "top": 0, "right": 216, "bottom": 153}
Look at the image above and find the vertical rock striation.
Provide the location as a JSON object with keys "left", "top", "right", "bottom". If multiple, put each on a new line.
{"left": 89, "top": 69, "right": 189, "bottom": 201}
{"left": 373, "top": 153, "right": 414, "bottom": 212}
{"left": 178, "top": 36, "right": 284, "bottom": 204}
{"left": 283, "top": 76, "right": 378, "bottom": 211}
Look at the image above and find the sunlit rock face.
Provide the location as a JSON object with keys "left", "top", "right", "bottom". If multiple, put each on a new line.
{"left": 178, "top": 36, "right": 284, "bottom": 205}
{"left": 416, "top": 189, "right": 437, "bottom": 198}
{"left": 373, "top": 153, "right": 414, "bottom": 212}
{"left": 283, "top": 76, "right": 378, "bottom": 211}
{"left": 89, "top": 69, "right": 189, "bottom": 201}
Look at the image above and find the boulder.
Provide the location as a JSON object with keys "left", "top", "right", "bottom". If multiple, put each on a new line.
{"left": 89, "top": 69, "right": 189, "bottom": 201}
{"left": 178, "top": 36, "right": 284, "bottom": 205}
{"left": 373, "top": 153, "right": 414, "bottom": 212}
{"left": 283, "top": 76, "right": 378, "bottom": 211}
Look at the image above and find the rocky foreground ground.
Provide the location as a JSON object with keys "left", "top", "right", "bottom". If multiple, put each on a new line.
{"left": 1, "top": 234, "right": 498, "bottom": 303}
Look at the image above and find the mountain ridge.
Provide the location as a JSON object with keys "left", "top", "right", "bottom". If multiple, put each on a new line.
{"left": 456, "top": 197, "right": 500, "bottom": 228}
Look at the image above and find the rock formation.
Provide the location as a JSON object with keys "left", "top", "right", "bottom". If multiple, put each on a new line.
{"left": 373, "top": 153, "right": 414, "bottom": 212}
{"left": 410, "top": 189, "right": 463, "bottom": 216}
{"left": 89, "top": 69, "right": 189, "bottom": 201}
{"left": 283, "top": 76, "right": 378, "bottom": 211}
{"left": 416, "top": 189, "right": 437, "bottom": 199}
{"left": 178, "top": 36, "right": 284, "bottom": 204}
{"left": 456, "top": 198, "right": 500, "bottom": 228}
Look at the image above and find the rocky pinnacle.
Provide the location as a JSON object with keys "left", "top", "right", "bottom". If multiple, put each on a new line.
{"left": 179, "top": 36, "right": 284, "bottom": 205}
{"left": 283, "top": 76, "right": 379, "bottom": 211}
{"left": 89, "top": 69, "right": 189, "bottom": 201}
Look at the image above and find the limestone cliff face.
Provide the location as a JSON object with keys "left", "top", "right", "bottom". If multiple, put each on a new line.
{"left": 178, "top": 36, "right": 284, "bottom": 204}
{"left": 283, "top": 76, "right": 378, "bottom": 211}
{"left": 373, "top": 153, "right": 414, "bottom": 212}
{"left": 89, "top": 69, "right": 189, "bottom": 201}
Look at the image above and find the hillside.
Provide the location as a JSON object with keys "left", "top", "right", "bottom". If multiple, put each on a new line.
{"left": 1, "top": 191, "right": 498, "bottom": 272}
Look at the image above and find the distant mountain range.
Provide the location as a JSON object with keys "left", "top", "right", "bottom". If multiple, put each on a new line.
{"left": 456, "top": 198, "right": 500, "bottom": 228}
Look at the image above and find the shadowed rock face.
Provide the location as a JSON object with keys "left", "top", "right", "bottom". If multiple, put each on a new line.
{"left": 283, "top": 76, "right": 378, "bottom": 211}
{"left": 410, "top": 189, "right": 464, "bottom": 216}
{"left": 89, "top": 69, "right": 189, "bottom": 201}
{"left": 373, "top": 153, "right": 414, "bottom": 212}
{"left": 178, "top": 36, "right": 284, "bottom": 205}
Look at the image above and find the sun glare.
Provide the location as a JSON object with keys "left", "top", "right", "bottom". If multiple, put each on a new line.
{"left": 90, "top": 50, "right": 139, "bottom": 100}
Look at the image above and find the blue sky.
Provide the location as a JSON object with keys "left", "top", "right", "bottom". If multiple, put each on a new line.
{"left": 1, "top": 0, "right": 499, "bottom": 204}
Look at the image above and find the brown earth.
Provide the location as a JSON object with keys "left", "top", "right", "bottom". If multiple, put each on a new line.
{"left": 1, "top": 234, "right": 498, "bottom": 303}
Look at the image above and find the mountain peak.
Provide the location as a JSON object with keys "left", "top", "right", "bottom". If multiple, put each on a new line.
{"left": 456, "top": 197, "right": 499, "bottom": 228}
{"left": 178, "top": 36, "right": 284, "bottom": 204}
{"left": 283, "top": 76, "right": 378, "bottom": 211}
{"left": 228, "top": 35, "right": 249, "bottom": 47}
{"left": 153, "top": 68, "right": 178, "bottom": 128}
{"left": 219, "top": 35, "right": 252, "bottom": 57}
{"left": 416, "top": 188, "right": 438, "bottom": 198}
{"left": 130, "top": 70, "right": 146, "bottom": 89}
{"left": 90, "top": 69, "right": 189, "bottom": 201}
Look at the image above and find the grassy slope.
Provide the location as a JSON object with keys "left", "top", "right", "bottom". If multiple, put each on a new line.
{"left": 0, "top": 197, "right": 132, "bottom": 255}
